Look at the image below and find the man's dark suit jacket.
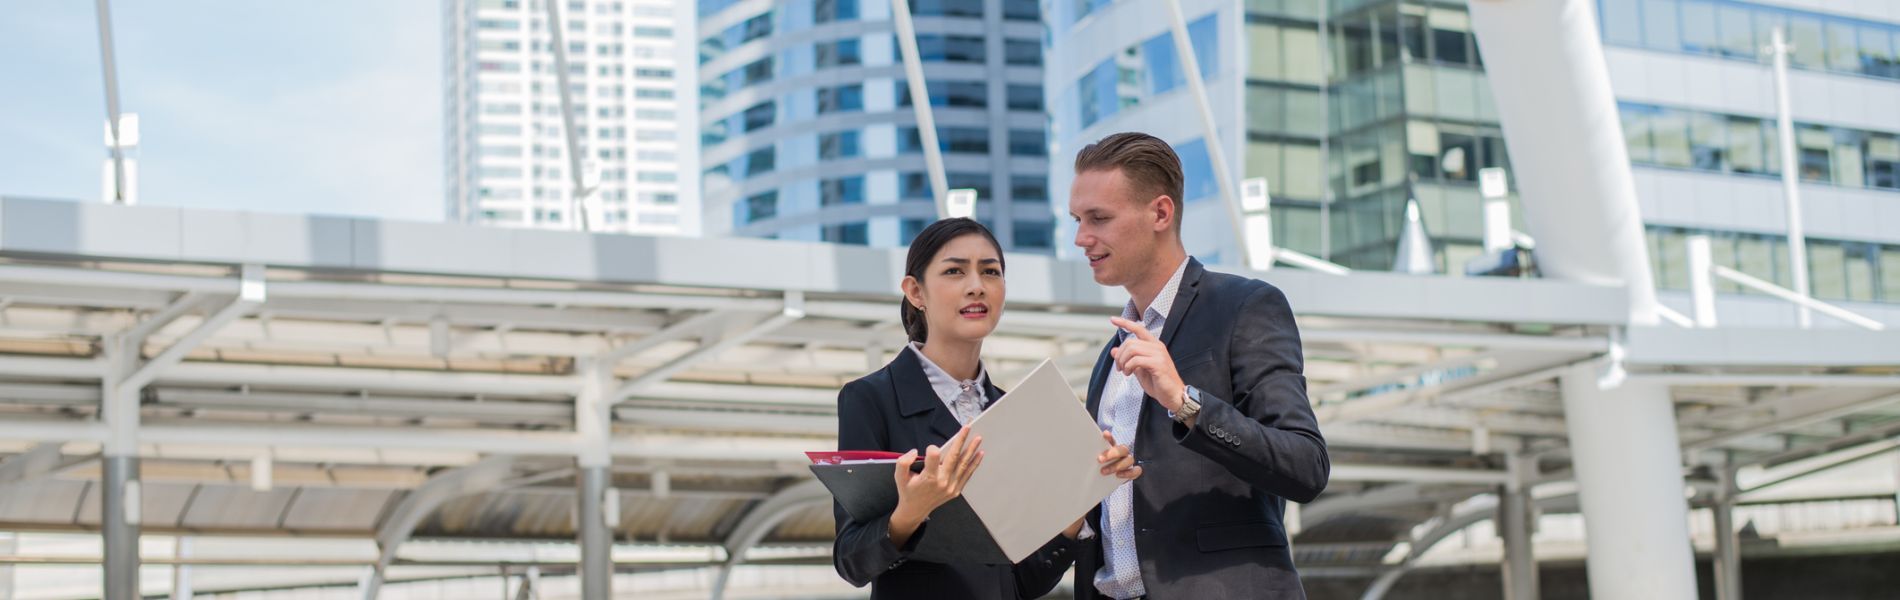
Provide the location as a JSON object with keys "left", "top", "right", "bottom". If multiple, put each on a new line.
{"left": 832, "top": 348, "right": 1082, "bottom": 600}
{"left": 1074, "top": 257, "right": 1329, "bottom": 599}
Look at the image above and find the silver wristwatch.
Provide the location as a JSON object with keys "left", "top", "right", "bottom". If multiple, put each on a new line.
{"left": 1171, "top": 385, "right": 1203, "bottom": 423}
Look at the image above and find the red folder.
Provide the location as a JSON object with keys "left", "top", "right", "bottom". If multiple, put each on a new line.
{"left": 805, "top": 450, "right": 904, "bottom": 465}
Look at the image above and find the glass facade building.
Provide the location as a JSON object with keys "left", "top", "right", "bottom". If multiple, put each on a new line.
{"left": 699, "top": 0, "right": 1057, "bottom": 252}
{"left": 444, "top": 0, "right": 699, "bottom": 235}
{"left": 1045, "top": 0, "right": 1900, "bottom": 306}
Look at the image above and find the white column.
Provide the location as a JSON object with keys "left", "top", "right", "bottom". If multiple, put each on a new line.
{"left": 170, "top": 537, "right": 192, "bottom": 600}
{"left": 574, "top": 358, "right": 613, "bottom": 599}
{"left": 1, "top": 531, "right": 15, "bottom": 600}
{"left": 1768, "top": 27, "right": 1812, "bottom": 329}
{"left": 1711, "top": 467, "right": 1742, "bottom": 600}
{"left": 1498, "top": 453, "right": 1538, "bottom": 600}
{"left": 1687, "top": 235, "right": 1719, "bottom": 328}
{"left": 101, "top": 335, "right": 140, "bottom": 600}
{"left": 1559, "top": 363, "right": 1698, "bottom": 599}
{"left": 1466, "top": 0, "right": 1661, "bottom": 326}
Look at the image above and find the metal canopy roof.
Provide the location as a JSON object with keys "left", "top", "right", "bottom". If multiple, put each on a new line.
{"left": 0, "top": 196, "right": 1897, "bottom": 582}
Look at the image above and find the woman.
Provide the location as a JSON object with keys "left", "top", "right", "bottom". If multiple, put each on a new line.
{"left": 831, "top": 218, "right": 1141, "bottom": 599}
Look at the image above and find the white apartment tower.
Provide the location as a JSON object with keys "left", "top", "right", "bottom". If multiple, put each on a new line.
{"left": 445, "top": 0, "right": 699, "bottom": 235}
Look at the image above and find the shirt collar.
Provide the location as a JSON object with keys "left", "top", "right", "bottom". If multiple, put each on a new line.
{"left": 906, "top": 342, "right": 988, "bottom": 403}
{"left": 1121, "top": 256, "right": 1192, "bottom": 324}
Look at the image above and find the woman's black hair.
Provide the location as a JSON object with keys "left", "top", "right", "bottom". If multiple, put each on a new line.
{"left": 900, "top": 218, "right": 1005, "bottom": 344}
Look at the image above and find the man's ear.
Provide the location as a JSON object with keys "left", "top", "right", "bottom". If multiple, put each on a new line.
{"left": 1151, "top": 194, "right": 1176, "bottom": 233}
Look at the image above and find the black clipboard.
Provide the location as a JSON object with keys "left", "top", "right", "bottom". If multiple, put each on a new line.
{"left": 811, "top": 461, "right": 1009, "bottom": 565}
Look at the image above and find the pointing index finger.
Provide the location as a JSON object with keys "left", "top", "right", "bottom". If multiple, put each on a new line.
{"left": 1108, "top": 316, "right": 1157, "bottom": 342}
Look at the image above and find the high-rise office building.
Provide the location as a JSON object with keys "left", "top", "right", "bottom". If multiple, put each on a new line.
{"left": 445, "top": 0, "right": 699, "bottom": 236}
{"left": 1045, "top": 0, "right": 1900, "bottom": 316}
{"left": 697, "top": 0, "right": 1057, "bottom": 252}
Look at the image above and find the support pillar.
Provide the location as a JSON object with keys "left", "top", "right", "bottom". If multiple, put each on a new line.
{"left": 101, "top": 334, "right": 140, "bottom": 600}
{"left": 1559, "top": 364, "right": 1698, "bottom": 599}
{"left": 170, "top": 536, "right": 192, "bottom": 600}
{"left": 1, "top": 531, "right": 16, "bottom": 600}
{"left": 1712, "top": 467, "right": 1742, "bottom": 600}
{"left": 102, "top": 455, "right": 140, "bottom": 600}
{"left": 574, "top": 358, "right": 613, "bottom": 599}
{"left": 1498, "top": 453, "right": 1538, "bottom": 600}
{"left": 576, "top": 466, "right": 612, "bottom": 599}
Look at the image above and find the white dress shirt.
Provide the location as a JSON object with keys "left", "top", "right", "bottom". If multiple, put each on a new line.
{"left": 1092, "top": 257, "right": 1189, "bottom": 599}
{"left": 907, "top": 342, "right": 988, "bottom": 425}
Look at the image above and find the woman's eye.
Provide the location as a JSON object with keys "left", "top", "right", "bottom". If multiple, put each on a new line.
{"left": 984, "top": 269, "right": 1002, "bottom": 276}
{"left": 942, "top": 268, "right": 962, "bottom": 275}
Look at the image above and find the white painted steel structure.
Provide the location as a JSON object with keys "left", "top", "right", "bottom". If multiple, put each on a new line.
{"left": 0, "top": 197, "right": 1894, "bottom": 598}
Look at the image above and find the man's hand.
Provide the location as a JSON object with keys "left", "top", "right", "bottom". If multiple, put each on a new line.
{"left": 1108, "top": 316, "right": 1185, "bottom": 412}
{"left": 1098, "top": 430, "right": 1141, "bottom": 479}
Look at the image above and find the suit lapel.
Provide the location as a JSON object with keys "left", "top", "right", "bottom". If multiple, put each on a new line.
{"left": 890, "top": 348, "right": 965, "bottom": 442}
{"left": 1084, "top": 336, "right": 1116, "bottom": 418}
{"left": 1137, "top": 258, "right": 1204, "bottom": 432}
{"left": 1159, "top": 258, "right": 1204, "bottom": 348}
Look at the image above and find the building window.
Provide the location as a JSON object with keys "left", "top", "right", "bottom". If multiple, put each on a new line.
{"left": 909, "top": 0, "right": 982, "bottom": 18}
{"left": 1137, "top": 14, "right": 1219, "bottom": 97}
{"left": 634, "top": 26, "right": 672, "bottom": 39}
{"left": 1012, "top": 176, "right": 1048, "bottom": 203}
{"left": 1602, "top": 0, "right": 1900, "bottom": 82}
{"left": 821, "top": 176, "right": 866, "bottom": 206}
{"left": 1618, "top": 101, "right": 1900, "bottom": 191}
{"left": 1176, "top": 138, "right": 1216, "bottom": 201}
{"left": 815, "top": 0, "right": 858, "bottom": 23}
{"left": 744, "top": 146, "right": 776, "bottom": 178}
{"left": 1006, "top": 84, "right": 1043, "bottom": 111}
{"left": 1076, "top": 60, "right": 1122, "bottom": 129}
{"left": 743, "top": 191, "right": 778, "bottom": 224}
{"left": 820, "top": 130, "right": 862, "bottom": 159}
{"left": 1003, "top": 1, "right": 1038, "bottom": 22}
{"left": 902, "top": 171, "right": 991, "bottom": 199}
{"left": 700, "top": 11, "right": 773, "bottom": 64}
{"left": 899, "top": 80, "right": 987, "bottom": 108}
{"left": 911, "top": 34, "right": 986, "bottom": 63}
{"left": 901, "top": 218, "right": 930, "bottom": 245}
{"left": 818, "top": 84, "right": 865, "bottom": 114}
{"left": 901, "top": 127, "right": 990, "bottom": 154}
{"left": 817, "top": 39, "right": 863, "bottom": 67}
{"left": 1009, "top": 130, "right": 1047, "bottom": 157}
{"left": 824, "top": 222, "right": 870, "bottom": 245}
{"left": 743, "top": 101, "right": 776, "bottom": 132}
{"left": 1005, "top": 39, "right": 1042, "bottom": 67}
{"left": 742, "top": 58, "right": 773, "bottom": 86}
{"left": 1013, "top": 220, "right": 1054, "bottom": 249}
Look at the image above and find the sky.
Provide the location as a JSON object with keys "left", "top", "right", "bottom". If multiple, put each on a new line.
{"left": 0, "top": 1, "right": 443, "bottom": 221}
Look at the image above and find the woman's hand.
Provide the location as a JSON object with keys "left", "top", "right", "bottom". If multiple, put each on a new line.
{"left": 1098, "top": 430, "right": 1140, "bottom": 480}
{"left": 889, "top": 425, "right": 984, "bottom": 546}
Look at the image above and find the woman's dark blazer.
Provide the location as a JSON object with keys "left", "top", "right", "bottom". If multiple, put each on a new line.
{"left": 831, "top": 348, "right": 1083, "bottom": 600}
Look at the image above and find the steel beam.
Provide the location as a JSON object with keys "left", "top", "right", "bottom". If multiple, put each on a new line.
{"left": 709, "top": 479, "right": 830, "bottom": 600}
{"left": 361, "top": 455, "right": 518, "bottom": 599}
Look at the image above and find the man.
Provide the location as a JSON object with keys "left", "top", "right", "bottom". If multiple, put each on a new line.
{"left": 1067, "top": 132, "right": 1329, "bottom": 599}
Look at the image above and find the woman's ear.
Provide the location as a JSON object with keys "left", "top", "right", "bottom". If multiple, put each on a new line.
{"left": 900, "top": 275, "right": 925, "bottom": 310}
